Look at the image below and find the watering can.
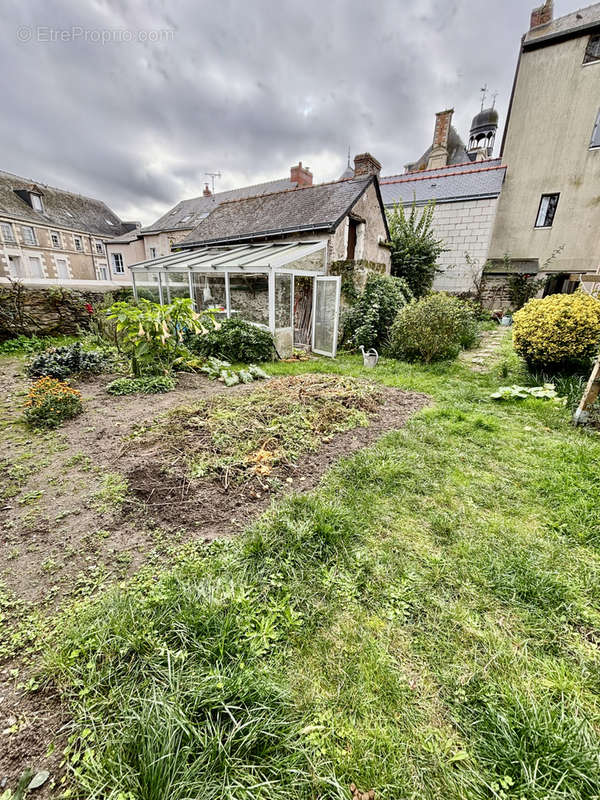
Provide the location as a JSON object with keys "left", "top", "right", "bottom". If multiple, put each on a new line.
{"left": 359, "top": 345, "right": 379, "bottom": 368}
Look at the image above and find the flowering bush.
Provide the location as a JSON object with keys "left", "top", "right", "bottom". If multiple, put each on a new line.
{"left": 107, "top": 297, "right": 216, "bottom": 376}
{"left": 513, "top": 292, "right": 600, "bottom": 373}
{"left": 387, "top": 293, "right": 479, "bottom": 363}
{"left": 24, "top": 377, "right": 83, "bottom": 428}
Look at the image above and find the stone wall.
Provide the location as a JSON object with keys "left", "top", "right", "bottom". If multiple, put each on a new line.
{"left": 429, "top": 197, "right": 498, "bottom": 293}
{"left": 0, "top": 282, "right": 130, "bottom": 339}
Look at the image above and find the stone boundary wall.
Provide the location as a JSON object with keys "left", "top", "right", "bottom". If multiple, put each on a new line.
{"left": 0, "top": 281, "right": 131, "bottom": 339}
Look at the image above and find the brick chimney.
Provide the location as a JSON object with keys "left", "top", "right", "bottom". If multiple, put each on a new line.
{"left": 353, "top": 152, "right": 381, "bottom": 177}
{"left": 290, "top": 162, "right": 313, "bottom": 187}
{"left": 427, "top": 109, "right": 454, "bottom": 170}
{"left": 203, "top": 183, "right": 212, "bottom": 197}
{"left": 530, "top": 0, "right": 553, "bottom": 29}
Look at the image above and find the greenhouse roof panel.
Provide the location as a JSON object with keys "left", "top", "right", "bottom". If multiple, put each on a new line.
{"left": 129, "top": 240, "right": 326, "bottom": 272}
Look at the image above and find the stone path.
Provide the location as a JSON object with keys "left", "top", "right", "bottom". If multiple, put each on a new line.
{"left": 459, "top": 326, "right": 508, "bottom": 372}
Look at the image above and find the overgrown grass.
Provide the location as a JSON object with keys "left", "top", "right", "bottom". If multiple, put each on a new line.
{"left": 42, "top": 333, "right": 600, "bottom": 799}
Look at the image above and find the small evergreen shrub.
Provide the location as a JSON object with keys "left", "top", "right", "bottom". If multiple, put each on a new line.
{"left": 340, "top": 274, "right": 412, "bottom": 351}
{"left": 24, "top": 377, "right": 83, "bottom": 428}
{"left": 187, "top": 318, "right": 274, "bottom": 362}
{"left": 388, "top": 293, "right": 479, "bottom": 363}
{"left": 513, "top": 292, "right": 600, "bottom": 373}
{"left": 106, "top": 375, "right": 177, "bottom": 395}
{"left": 27, "top": 342, "right": 107, "bottom": 380}
{"left": 387, "top": 200, "right": 446, "bottom": 298}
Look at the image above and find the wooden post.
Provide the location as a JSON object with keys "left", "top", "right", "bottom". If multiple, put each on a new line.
{"left": 574, "top": 355, "right": 600, "bottom": 424}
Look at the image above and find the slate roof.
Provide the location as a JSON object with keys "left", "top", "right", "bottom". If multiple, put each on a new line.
{"left": 0, "top": 170, "right": 132, "bottom": 237}
{"left": 380, "top": 159, "right": 506, "bottom": 206}
{"left": 525, "top": 2, "right": 600, "bottom": 47}
{"left": 181, "top": 175, "right": 379, "bottom": 246}
{"left": 143, "top": 177, "right": 298, "bottom": 234}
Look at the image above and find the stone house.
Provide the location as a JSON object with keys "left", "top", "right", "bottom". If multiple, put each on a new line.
{"left": 130, "top": 154, "right": 390, "bottom": 358}
{"left": 488, "top": 0, "right": 600, "bottom": 293}
{"left": 105, "top": 162, "right": 314, "bottom": 277}
{"left": 378, "top": 108, "right": 506, "bottom": 294}
{"left": 0, "top": 169, "right": 137, "bottom": 285}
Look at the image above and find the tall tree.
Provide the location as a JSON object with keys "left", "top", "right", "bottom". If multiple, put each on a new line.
{"left": 387, "top": 200, "right": 446, "bottom": 298}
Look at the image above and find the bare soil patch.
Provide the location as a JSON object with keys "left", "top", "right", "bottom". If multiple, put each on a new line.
{"left": 0, "top": 359, "right": 427, "bottom": 794}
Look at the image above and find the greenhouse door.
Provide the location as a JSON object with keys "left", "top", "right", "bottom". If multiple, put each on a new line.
{"left": 311, "top": 275, "right": 341, "bottom": 358}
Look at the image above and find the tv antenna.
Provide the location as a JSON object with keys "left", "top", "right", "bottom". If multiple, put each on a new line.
{"left": 205, "top": 171, "right": 221, "bottom": 200}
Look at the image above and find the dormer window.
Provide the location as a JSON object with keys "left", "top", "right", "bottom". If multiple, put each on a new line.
{"left": 30, "top": 193, "right": 43, "bottom": 212}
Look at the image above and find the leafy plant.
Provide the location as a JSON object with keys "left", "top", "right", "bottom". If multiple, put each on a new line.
{"left": 490, "top": 383, "right": 564, "bottom": 402}
{"left": 106, "top": 375, "right": 177, "bottom": 395}
{"left": 0, "top": 334, "right": 46, "bottom": 354}
{"left": 340, "top": 274, "right": 412, "bottom": 351}
{"left": 200, "top": 356, "right": 269, "bottom": 387}
{"left": 388, "top": 293, "right": 479, "bottom": 363}
{"left": 24, "top": 377, "right": 83, "bottom": 428}
{"left": 513, "top": 292, "right": 600, "bottom": 373}
{"left": 27, "top": 342, "right": 107, "bottom": 380}
{"left": 387, "top": 200, "right": 446, "bottom": 298}
{"left": 106, "top": 297, "right": 214, "bottom": 376}
{"left": 187, "top": 317, "right": 274, "bottom": 362}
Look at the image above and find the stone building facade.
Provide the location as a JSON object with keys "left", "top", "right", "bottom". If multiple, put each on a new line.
{"left": 488, "top": 1, "right": 600, "bottom": 289}
{"left": 0, "top": 169, "right": 136, "bottom": 285}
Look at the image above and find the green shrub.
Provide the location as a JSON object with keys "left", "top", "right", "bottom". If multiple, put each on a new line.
{"left": 388, "top": 293, "right": 479, "bottom": 363}
{"left": 187, "top": 317, "right": 274, "bottom": 362}
{"left": 24, "top": 377, "right": 83, "bottom": 428}
{"left": 340, "top": 274, "right": 412, "bottom": 351}
{"left": 27, "top": 342, "right": 107, "bottom": 380}
{"left": 107, "top": 297, "right": 214, "bottom": 376}
{"left": 513, "top": 292, "right": 600, "bottom": 374}
{"left": 106, "top": 375, "right": 176, "bottom": 395}
{"left": 387, "top": 200, "right": 446, "bottom": 298}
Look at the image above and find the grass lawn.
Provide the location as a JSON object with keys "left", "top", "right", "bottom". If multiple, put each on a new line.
{"left": 8, "top": 333, "right": 600, "bottom": 798}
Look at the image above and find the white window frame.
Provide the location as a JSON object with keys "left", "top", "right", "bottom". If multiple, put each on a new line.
{"left": 55, "top": 257, "right": 69, "bottom": 279}
{"left": 535, "top": 193, "right": 560, "bottom": 229}
{"left": 51, "top": 230, "right": 61, "bottom": 248}
{"left": 27, "top": 255, "right": 43, "bottom": 278}
{"left": 74, "top": 235, "right": 83, "bottom": 252}
{"left": 1, "top": 222, "right": 16, "bottom": 243}
{"left": 95, "top": 241, "right": 104, "bottom": 255}
{"left": 30, "top": 193, "right": 44, "bottom": 212}
{"left": 7, "top": 255, "right": 22, "bottom": 278}
{"left": 111, "top": 252, "right": 125, "bottom": 274}
{"left": 149, "top": 247, "right": 158, "bottom": 259}
{"left": 21, "top": 225, "right": 37, "bottom": 245}
{"left": 97, "top": 265, "right": 108, "bottom": 281}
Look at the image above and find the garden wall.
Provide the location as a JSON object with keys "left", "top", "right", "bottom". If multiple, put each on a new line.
{"left": 0, "top": 282, "right": 131, "bottom": 339}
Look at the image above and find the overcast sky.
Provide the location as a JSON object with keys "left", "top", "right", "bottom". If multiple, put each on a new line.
{"left": 1, "top": 0, "right": 583, "bottom": 226}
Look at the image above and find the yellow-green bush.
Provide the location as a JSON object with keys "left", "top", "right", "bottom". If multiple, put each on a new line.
{"left": 513, "top": 292, "right": 600, "bottom": 373}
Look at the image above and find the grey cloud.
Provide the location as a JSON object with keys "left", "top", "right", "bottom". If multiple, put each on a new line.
{"left": 0, "top": 0, "right": 583, "bottom": 225}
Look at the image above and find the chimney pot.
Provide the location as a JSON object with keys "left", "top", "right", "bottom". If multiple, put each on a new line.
{"left": 530, "top": 0, "right": 553, "bottom": 29}
{"left": 290, "top": 161, "right": 313, "bottom": 187}
{"left": 353, "top": 152, "right": 381, "bottom": 177}
{"left": 203, "top": 183, "right": 212, "bottom": 197}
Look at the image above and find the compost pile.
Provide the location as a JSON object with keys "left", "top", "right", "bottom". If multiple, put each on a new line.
{"left": 150, "top": 374, "right": 382, "bottom": 486}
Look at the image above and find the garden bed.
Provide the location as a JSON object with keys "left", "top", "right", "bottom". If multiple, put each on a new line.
{"left": 0, "top": 358, "right": 427, "bottom": 795}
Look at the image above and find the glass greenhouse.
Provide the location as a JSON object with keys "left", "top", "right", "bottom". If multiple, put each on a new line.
{"left": 130, "top": 241, "right": 341, "bottom": 358}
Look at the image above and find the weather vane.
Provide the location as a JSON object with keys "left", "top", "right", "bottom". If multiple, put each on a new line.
{"left": 480, "top": 83, "right": 488, "bottom": 111}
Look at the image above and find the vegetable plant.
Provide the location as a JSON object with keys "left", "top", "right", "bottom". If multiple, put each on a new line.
{"left": 27, "top": 343, "right": 107, "bottom": 380}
